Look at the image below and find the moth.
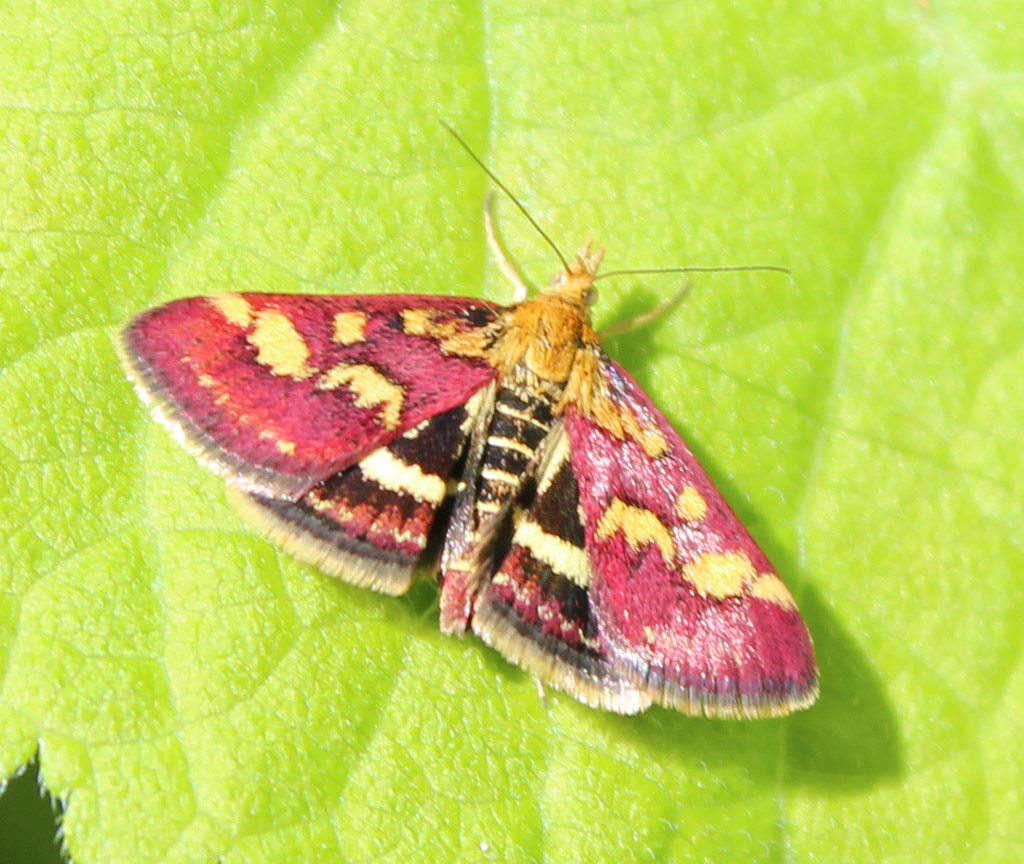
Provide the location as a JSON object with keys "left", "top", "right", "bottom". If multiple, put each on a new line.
{"left": 118, "top": 157, "right": 818, "bottom": 718}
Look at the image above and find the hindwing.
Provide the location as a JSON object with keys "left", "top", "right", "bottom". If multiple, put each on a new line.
{"left": 232, "top": 391, "right": 488, "bottom": 595}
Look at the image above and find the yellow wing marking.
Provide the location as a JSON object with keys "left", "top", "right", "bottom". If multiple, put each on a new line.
{"left": 595, "top": 498, "right": 674, "bottom": 564}
{"left": 674, "top": 485, "right": 708, "bottom": 522}
{"left": 333, "top": 311, "right": 368, "bottom": 345}
{"left": 748, "top": 572, "right": 798, "bottom": 611}
{"left": 249, "top": 310, "right": 315, "bottom": 380}
{"left": 682, "top": 551, "right": 755, "bottom": 600}
{"left": 209, "top": 294, "right": 253, "bottom": 329}
{"left": 358, "top": 447, "right": 446, "bottom": 505}
{"left": 318, "top": 362, "right": 406, "bottom": 430}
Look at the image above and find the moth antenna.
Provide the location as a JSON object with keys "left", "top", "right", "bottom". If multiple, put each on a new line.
{"left": 595, "top": 264, "right": 792, "bottom": 282}
{"left": 442, "top": 122, "right": 570, "bottom": 272}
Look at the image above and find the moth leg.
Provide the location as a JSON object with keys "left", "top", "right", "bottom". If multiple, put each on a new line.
{"left": 484, "top": 191, "right": 531, "bottom": 302}
{"left": 599, "top": 282, "right": 690, "bottom": 337}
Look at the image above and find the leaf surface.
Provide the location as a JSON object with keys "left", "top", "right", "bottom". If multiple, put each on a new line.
{"left": 1, "top": 1, "right": 1022, "bottom": 862}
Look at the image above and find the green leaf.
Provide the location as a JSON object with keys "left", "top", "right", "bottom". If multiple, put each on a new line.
{"left": 2, "top": 1, "right": 1022, "bottom": 862}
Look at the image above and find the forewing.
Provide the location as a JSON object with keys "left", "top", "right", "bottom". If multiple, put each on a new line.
{"left": 564, "top": 358, "right": 818, "bottom": 718}
{"left": 118, "top": 293, "right": 498, "bottom": 498}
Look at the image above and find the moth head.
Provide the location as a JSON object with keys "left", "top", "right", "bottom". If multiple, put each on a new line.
{"left": 547, "top": 240, "right": 605, "bottom": 306}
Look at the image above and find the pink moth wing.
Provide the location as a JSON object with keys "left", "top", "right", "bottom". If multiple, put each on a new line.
{"left": 564, "top": 358, "right": 818, "bottom": 717}
{"left": 119, "top": 293, "right": 497, "bottom": 499}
